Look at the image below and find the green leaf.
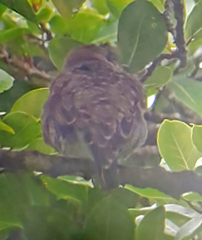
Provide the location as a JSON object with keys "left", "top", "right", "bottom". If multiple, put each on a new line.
{"left": 175, "top": 215, "right": 202, "bottom": 240}
{"left": 0, "top": 112, "right": 41, "bottom": 149}
{"left": 0, "top": 28, "right": 31, "bottom": 44}
{"left": 165, "top": 204, "right": 198, "bottom": 219}
{"left": 84, "top": 195, "right": 134, "bottom": 240}
{"left": 93, "top": 20, "right": 118, "bottom": 44}
{"left": 92, "top": 0, "right": 109, "bottom": 15}
{"left": 182, "top": 192, "right": 202, "bottom": 202}
{"left": 67, "top": 9, "right": 106, "bottom": 44}
{"left": 0, "top": 173, "right": 50, "bottom": 231}
{"left": 117, "top": 1, "right": 167, "bottom": 73}
{"left": 58, "top": 175, "right": 93, "bottom": 188}
{"left": 26, "top": 137, "right": 56, "bottom": 154}
{"left": 0, "top": 69, "right": 14, "bottom": 93}
{"left": 40, "top": 175, "right": 88, "bottom": 202}
{"left": 136, "top": 206, "right": 165, "bottom": 240}
{"left": 157, "top": 120, "right": 201, "bottom": 171}
{"left": 106, "top": 0, "right": 134, "bottom": 18}
{"left": 36, "top": 6, "right": 53, "bottom": 23}
{"left": 168, "top": 75, "right": 202, "bottom": 117}
{"left": 10, "top": 88, "right": 49, "bottom": 119}
{"left": 192, "top": 125, "right": 202, "bottom": 153}
{"left": 143, "top": 66, "right": 172, "bottom": 89}
{"left": 126, "top": 185, "right": 172, "bottom": 200}
{"left": 0, "top": 3, "right": 7, "bottom": 17}
{"left": 49, "top": 15, "right": 69, "bottom": 35}
{"left": 48, "top": 36, "right": 82, "bottom": 70}
{"left": 51, "top": 0, "right": 85, "bottom": 17}
{"left": 21, "top": 205, "right": 78, "bottom": 240}
{"left": 185, "top": 0, "right": 202, "bottom": 40}
{"left": 0, "top": 121, "right": 14, "bottom": 134}
{"left": 0, "top": 0, "right": 37, "bottom": 24}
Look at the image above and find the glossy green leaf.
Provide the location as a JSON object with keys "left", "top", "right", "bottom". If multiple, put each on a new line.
{"left": 0, "top": 69, "right": 14, "bottom": 93}
{"left": 92, "top": 0, "right": 109, "bottom": 15}
{"left": 143, "top": 66, "right": 172, "bottom": 89}
{"left": 93, "top": 20, "right": 118, "bottom": 44}
{"left": 111, "top": 188, "right": 139, "bottom": 208}
{"left": 36, "top": 6, "right": 53, "bottom": 23}
{"left": 52, "top": 0, "right": 85, "bottom": 17}
{"left": 185, "top": 0, "right": 202, "bottom": 40}
{"left": 0, "top": 121, "right": 14, "bottom": 134}
{"left": 175, "top": 215, "right": 202, "bottom": 240}
{"left": 22, "top": 205, "right": 78, "bottom": 240}
{"left": 165, "top": 204, "right": 198, "bottom": 219}
{"left": 84, "top": 195, "right": 134, "bottom": 240}
{"left": 10, "top": 88, "right": 49, "bottom": 119}
{"left": 106, "top": 0, "right": 134, "bottom": 18}
{"left": 40, "top": 175, "right": 88, "bottom": 202}
{"left": 136, "top": 206, "right": 165, "bottom": 240}
{"left": 48, "top": 36, "right": 82, "bottom": 70}
{"left": 58, "top": 175, "right": 93, "bottom": 188}
{"left": 165, "top": 204, "right": 195, "bottom": 229}
{"left": 118, "top": 1, "right": 167, "bottom": 73}
{"left": 0, "top": 3, "right": 7, "bottom": 17}
{"left": 26, "top": 137, "right": 56, "bottom": 154}
{"left": 67, "top": 9, "right": 106, "bottom": 44}
{"left": 0, "top": 28, "right": 31, "bottom": 44}
{"left": 168, "top": 75, "right": 202, "bottom": 117}
{"left": 107, "top": 0, "right": 165, "bottom": 18}
{"left": 147, "top": 0, "right": 165, "bottom": 12}
{"left": 0, "top": 112, "right": 41, "bottom": 149}
{"left": 126, "top": 185, "right": 172, "bottom": 200}
{"left": 192, "top": 125, "right": 202, "bottom": 153}
{"left": 0, "top": 0, "right": 37, "bottom": 24}
{"left": 182, "top": 192, "right": 202, "bottom": 202}
{"left": 157, "top": 120, "right": 201, "bottom": 171}
{"left": 49, "top": 15, "right": 69, "bottom": 35}
{"left": 0, "top": 173, "right": 50, "bottom": 231}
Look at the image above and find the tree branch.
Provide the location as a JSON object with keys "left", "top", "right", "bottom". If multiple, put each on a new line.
{"left": 1, "top": 149, "right": 202, "bottom": 199}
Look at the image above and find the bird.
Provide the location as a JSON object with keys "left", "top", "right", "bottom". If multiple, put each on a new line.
{"left": 42, "top": 44, "right": 147, "bottom": 186}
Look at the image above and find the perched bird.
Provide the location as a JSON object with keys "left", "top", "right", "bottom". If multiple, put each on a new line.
{"left": 42, "top": 45, "right": 147, "bottom": 185}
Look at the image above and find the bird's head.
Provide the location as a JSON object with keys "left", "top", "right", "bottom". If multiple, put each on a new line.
{"left": 65, "top": 44, "right": 116, "bottom": 72}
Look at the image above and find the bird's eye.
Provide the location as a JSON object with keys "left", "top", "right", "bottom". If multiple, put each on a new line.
{"left": 78, "top": 65, "right": 90, "bottom": 71}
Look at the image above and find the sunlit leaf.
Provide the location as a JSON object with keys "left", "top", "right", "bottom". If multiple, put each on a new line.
{"left": 0, "top": 121, "right": 14, "bottom": 134}
{"left": 182, "top": 192, "right": 202, "bottom": 202}
{"left": 106, "top": 0, "right": 134, "bottom": 18}
{"left": 0, "top": 69, "right": 14, "bottom": 93}
{"left": 36, "top": 6, "right": 53, "bottom": 23}
{"left": 157, "top": 120, "right": 201, "bottom": 171}
{"left": 40, "top": 175, "right": 88, "bottom": 202}
{"left": 52, "top": 0, "right": 85, "bottom": 17}
{"left": 0, "top": 112, "right": 41, "bottom": 149}
{"left": 125, "top": 185, "right": 172, "bottom": 200}
{"left": 67, "top": 9, "right": 106, "bottom": 44}
{"left": 0, "top": 0, "right": 37, "bottom": 24}
{"left": 92, "top": 0, "right": 109, "bottom": 15}
{"left": 10, "top": 88, "right": 49, "bottom": 119}
{"left": 118, "top": 1, "right": 167, "bottom": 73}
